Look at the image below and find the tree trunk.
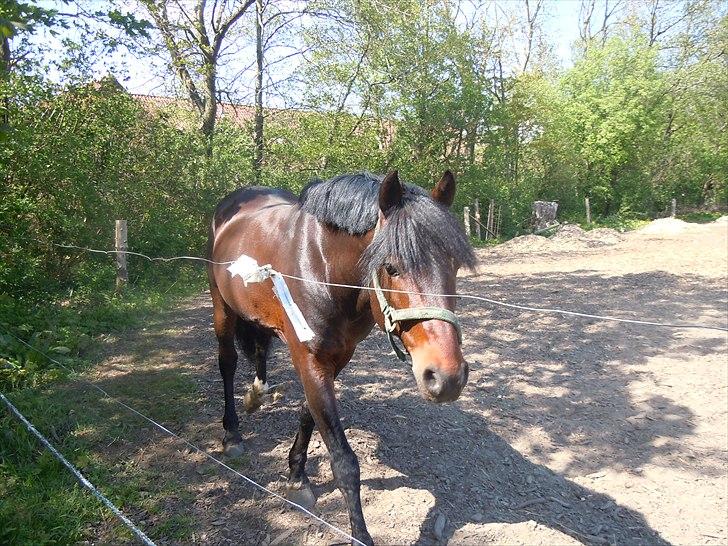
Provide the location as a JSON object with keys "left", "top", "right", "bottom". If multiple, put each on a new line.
{"left": 1, "top": 35, "right": 10, "bottom": 127}
{"left": 253, "top": 0, "right": 264, "bottom": 183}
{"left": 202, "top": 63, "right": 217, "bottom": 157}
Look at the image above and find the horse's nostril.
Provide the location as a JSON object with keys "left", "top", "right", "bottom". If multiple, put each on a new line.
{"left": 423, "top": 367, "right": 443, "bottom": 395}
{"left": 421, "top": 364, "right": 467, "bottom": 402}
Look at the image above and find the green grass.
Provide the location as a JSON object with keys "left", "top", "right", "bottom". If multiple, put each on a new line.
{"left": 677, "top": 211, "right": 724, "bottom": 223}
{"left": 468, "top": 235, "right": 504, "bottom": 248}
{"left": 0, "top": 265, "right": 206, "bottom": 391}
{"left": 1, "top": 370, "right": 201, "bottom": 544}
{"left": 583, "top": 216, "right": 650, "bottom": 232}
{"left": 0, "top": 267, "right": 207, "bottom": 545}
{"left": 154, "top": 513, "right": 197, "bottom": 542}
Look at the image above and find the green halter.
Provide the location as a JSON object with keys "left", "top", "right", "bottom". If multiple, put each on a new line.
{"left": 371, "top": 264, "right": 463, "bottom": 362}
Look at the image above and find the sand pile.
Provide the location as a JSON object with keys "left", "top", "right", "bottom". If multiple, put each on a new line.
{"left": 551, "top": 223, "right": 586, "bottom": 240}
{"left": 497, "top": 234, "right": 551, "bottom": 253}
{"left": 585, "top": 227, "right": 624, "bottom": 245}
{"left": 714, "top": 215, "right": 728, "bottom": 224}
{"left": 639, "top": 217, "right": 690, "bottom": 235}
{"left": 550, "top": 224, "right": 623, "bottom": 249}
{"left": 492, "top": 224, "right": 623, "bottom": 254}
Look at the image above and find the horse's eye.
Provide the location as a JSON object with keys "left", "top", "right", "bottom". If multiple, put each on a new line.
{"left": 384, "top": 263, "right": 399, "bottom": 277}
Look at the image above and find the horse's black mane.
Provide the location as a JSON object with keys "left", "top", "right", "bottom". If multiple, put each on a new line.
{"left": 299, "top": 172, "right": 476, "bottom": 276}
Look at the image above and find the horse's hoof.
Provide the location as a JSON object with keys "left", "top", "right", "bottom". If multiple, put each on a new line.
{"left": 223, "top": 436, "right": 245, "bottom": 458}
{"left": 285, "top": 481, "right": 317, "bottom": 511}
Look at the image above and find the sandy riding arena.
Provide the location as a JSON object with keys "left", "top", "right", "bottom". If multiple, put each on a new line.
{"left": 86, "top": 218, "right": 727, "bottom": 545}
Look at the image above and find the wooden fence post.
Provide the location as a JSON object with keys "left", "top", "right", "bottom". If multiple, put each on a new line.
{"left": 671, "top": 198, "right": 676, "bottom": 218}
{"left": 474, "top": 199, "right": 481, "bottom": 240}
{"left": 486, "top": 199, "right": 495, "bottom": 240}
{"left": 496, "top": 204, "right": 502, "bottom": 238}
{"left": 463, "top": 206, "right": 471, "bottom": 238}
{"left": 585, "top": 197, "right": 591, "bottom": 225}
{"left": 115, "top": 219, "right": 128, "bottom": 291}
{"left": 483, "top": 201, "right": 489, "bottom": 241}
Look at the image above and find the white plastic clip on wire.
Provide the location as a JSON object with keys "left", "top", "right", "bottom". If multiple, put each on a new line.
{"left": 228, "top": 254, "right": 315, "bottom": 342}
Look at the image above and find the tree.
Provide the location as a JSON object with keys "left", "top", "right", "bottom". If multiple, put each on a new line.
{"left": 1, "top": 1, "right": 58, "bottom": 131}
{"left": 561, "top": 36, "right": 667, "bottom": 214}
{"left": 139, "top": 0, "right": 255, "bottom": 152}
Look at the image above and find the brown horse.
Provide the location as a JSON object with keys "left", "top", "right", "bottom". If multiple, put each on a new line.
{"left": 207, "top": 170, "right": 476, "bottom": 544}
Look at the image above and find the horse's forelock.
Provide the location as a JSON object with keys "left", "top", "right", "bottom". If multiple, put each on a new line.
{"left": 299, "top": 172, "right": 476, "bottom": 281}
{"left": 360, "top": 191, "right": 476, "bottom": 281}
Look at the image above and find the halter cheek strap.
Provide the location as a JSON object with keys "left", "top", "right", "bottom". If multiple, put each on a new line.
{"left": 371, "top": 264, "right": 463, "bottom": 362}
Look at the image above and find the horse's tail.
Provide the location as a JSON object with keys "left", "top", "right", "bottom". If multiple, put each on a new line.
{"left": 206, "top": 215, "right": 217, "bottom": 283}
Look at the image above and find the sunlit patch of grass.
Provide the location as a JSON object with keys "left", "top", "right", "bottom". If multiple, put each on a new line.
{"left": 469, "top": 235, "right": 504, "bottom": 248}
{"left": 582, "top": 215, "right": 650, "bottom": 232}
{"left": 1, "top": 325, "right": 202, "bottom": 544}
{"left": 0, "top": 267, "right": 207, "bottom": 392}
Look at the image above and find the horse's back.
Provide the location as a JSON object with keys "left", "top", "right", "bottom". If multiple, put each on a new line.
{"left": 212, "top": 186, "right": 297, "bottom": 232}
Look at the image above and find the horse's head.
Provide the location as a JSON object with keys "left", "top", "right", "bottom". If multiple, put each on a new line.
{"left": 365, "top": 170, "right": 476, "bottom": 403}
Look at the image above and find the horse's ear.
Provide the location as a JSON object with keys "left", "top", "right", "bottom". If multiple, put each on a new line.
{"left": 432, "top": 170, "right": 456, "bottom": 208}
{"left": 379, "top": 170, "right": 403, "bottom": 215}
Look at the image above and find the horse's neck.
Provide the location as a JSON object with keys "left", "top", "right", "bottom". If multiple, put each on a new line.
{"left": 314, "top": 227, "right": 374, "bottom": 313}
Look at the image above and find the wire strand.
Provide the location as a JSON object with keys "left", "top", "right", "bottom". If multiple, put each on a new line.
{"left": 53, "top": 243, "right": 235, "bottom": 266}
{"left": 0, "top": 326, "right": 365, "bottom": 546}
{"left": 0, "top": 393, "right": 157, "bottom": 546}
{"left": 49, "top": 242, "right": 728, "bottom": 333}
{"left": 276, "top": 273, "right": 728, "bottom": 333}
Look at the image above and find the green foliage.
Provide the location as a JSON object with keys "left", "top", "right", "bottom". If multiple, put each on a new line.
{"left": 299, "top": 3, "right": 726, "bottom": 233}
{"left": 559, "top": 36, "right": 667, "bottom": 214}
{"left": 1, "top": 78, "right": 214, "bottom": 296}
{"left": 677, "top": 211, "right": 724, "bottom": 224}
{"left": 0, "top": 78, "right": 216, "bottom": 390}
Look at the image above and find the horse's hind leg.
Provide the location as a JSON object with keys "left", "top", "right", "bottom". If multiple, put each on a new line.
{"left": 211, "top": 286, "right": 243, "bottom": 457}
{"left": 235, "top": 320, "right": 272, "bottom": 413}
{"left": 286, "top": 401, "right": 317, "bottom": 509}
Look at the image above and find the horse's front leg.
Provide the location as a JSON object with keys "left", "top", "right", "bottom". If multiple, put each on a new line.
{"left": 296, "top": 357, "right": 373, "bottom": 546}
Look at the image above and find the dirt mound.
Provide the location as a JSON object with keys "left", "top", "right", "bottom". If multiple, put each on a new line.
{"left": 584, "top": 227, "right": 624, "bottom": 245}
{"left": 550, "top": 224, "right": 587, "bottom": 250}
{"left": 497, "top": 234, "right": 551, "bottom": 253}
{"left": 715, "top": 215, "right": 728, "bottom": 224}
{"left": 551, "top": 224, "right": 623, "bottom": 250}
{"left": 489, "top": 224, "right": 623, "bottom": 255}
{"left": 552, "top": 223, "right": 586, "bottom": 240}
{"left": 639, "top": 217, "right": 690, "bottom": 235}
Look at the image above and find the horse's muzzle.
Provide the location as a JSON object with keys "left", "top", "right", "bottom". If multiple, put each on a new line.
{"left": 421, "top": 361, "right": 469, "bottom": 403}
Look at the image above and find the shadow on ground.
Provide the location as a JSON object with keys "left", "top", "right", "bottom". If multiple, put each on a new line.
{"left": 63, "top": 265, "right": 727, "bottom": 544}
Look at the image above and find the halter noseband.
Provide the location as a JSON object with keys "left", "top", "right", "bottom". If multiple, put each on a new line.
{"left": 370, "top": 221, "right": 462, "bottom": 362}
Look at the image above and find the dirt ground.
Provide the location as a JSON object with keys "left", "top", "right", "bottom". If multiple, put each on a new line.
{"left": 86, "top": 218, "right": 727, "bottom": 545}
